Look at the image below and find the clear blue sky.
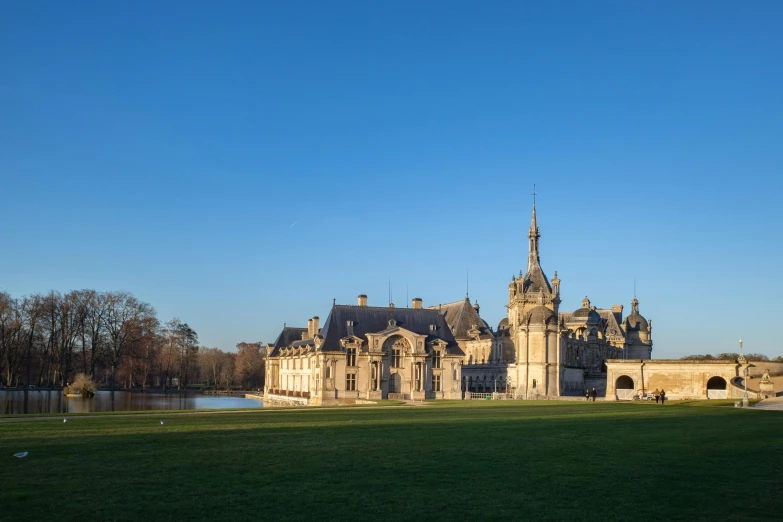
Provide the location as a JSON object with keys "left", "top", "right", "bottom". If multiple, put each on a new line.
{"left": 1, "top": 1, "right": 781, "bottom": 358}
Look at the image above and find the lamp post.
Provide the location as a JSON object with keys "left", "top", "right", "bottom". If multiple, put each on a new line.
{"left": 739, "top": 338, "right": 749, "bottom": 407}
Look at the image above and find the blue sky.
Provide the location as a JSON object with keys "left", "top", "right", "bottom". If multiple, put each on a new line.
{"left": 1, "top": 1, "right": 781, "bottom": 358}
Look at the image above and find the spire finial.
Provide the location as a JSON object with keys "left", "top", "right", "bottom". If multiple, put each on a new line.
{"left": 528, "top": 187, "right": 541, "bottom": 270}
{"left": 466, "top": 268, "right": 469, "bottom": 298}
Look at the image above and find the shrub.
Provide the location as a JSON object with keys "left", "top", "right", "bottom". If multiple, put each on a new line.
{"left": 71, "top": 373, "right": 97, "bottom": 398}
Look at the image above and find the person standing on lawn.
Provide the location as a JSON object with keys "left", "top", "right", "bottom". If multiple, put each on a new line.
{"left": 660, "top": 389, "right": 666, "bottom": 404}
{"left": 654, "top": 388, "right": 660, "bottom": 403}
{"left": 585, "top": 389, "right": 590, "bottom": 402}
{"left": 591, "top": 388, "right": 597, "bottom": 402}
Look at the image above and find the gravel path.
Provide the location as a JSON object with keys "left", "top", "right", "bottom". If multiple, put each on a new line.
{"left": 752, "top": 397, "right": 783, "bottom": 411}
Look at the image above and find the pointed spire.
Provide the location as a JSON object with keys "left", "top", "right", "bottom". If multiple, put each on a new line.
{"left": 528, "top": 186, "right": 541, "bottom": 271}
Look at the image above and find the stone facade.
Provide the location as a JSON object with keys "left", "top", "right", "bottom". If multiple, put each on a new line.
{"left": 265, "top": 300, "right": 463, "bottom": 405}
{"left": 264, "top": 197, "right": 779, "bottom": 404}
{"left": 605, "top": 359, "right": 740, "bottom": 400}
{"left": 462, "top": 201, "right": 652, "bottom": 397}
{"left": 266, "top": 199, "right": 656, "bottom": 403}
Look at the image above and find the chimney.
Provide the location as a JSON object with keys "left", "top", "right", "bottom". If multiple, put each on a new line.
{"left": 312, "top": 316, "right": 320, "bottom": 336}
{"left": 307, "top": 318, "right": 314, "bottom": 338}
{"left": 357, "top": 294, "right": 368, "bottom": 307}
{"left": 412, "top": 297, "right": 423, "bottom": 309}
{"left": 612, "top": 304, "right": 623, "bottom": 324}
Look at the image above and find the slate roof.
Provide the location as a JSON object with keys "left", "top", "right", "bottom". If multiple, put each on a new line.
{"left": 625, "top": 311, "right": 648, "bottom": 332}
{"left": 521, "top": 265, "right": 552, "bottom": 294}
{"left": 595, "top": 309, "right": 627, "bottom": 338}
{"left": 318, "top": 305, "right": 463, "bottom": 355}
{"left": 430, "top": 297, "right": 494, "bottom": 341}
{"left": 525, "top": 305, "right": 557, "bottom": 324}
{"left": 269, "top": 326, "right": 308, "bottom": 356}
{"left": 569, "top": 306, "right": 602, "bottom": 325}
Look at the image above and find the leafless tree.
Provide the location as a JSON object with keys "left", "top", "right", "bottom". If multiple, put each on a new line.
{"left": 101, "top": 291, "right": 155, "bottom": 390}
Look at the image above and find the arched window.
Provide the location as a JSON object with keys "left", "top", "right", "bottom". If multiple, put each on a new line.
{"left": 532, "top": 379, "right": 537, "bottom": 389}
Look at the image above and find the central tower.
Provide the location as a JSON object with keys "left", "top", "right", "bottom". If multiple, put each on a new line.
{"left": 507, "top": 197, "right": 562, "bottom": 397}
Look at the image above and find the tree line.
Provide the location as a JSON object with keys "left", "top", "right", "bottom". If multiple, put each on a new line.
{"left": 0, "top": 290, "right": 266, "bottom": 390}
{"left": 681, "top": 353, "right": 782, "bottom": 362}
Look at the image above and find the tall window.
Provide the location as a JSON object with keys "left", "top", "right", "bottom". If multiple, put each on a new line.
{"left": 389, "top": 373, "right": 400, "bottom": 393}
{"left": 392, "top": 348, "right": 401, "bottom": 368}
{"left": 346, "top": 373, "right": 356, "bottom": 391}
{"left": 433, "top": 374, "right": 441, "bottom": 392}
{"left": 346, "top": 347, "right": 357, "bottom": 367}
{"left": 432, "top": 350, "right": 441, "bottom": 369}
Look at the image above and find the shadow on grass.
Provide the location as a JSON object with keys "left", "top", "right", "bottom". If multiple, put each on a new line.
{"left": 1, "top": 402, "right": 781, "bottom": 521}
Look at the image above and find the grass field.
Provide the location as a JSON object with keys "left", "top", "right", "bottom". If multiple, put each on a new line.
{"left": 1, "top": 400, "right": 781, "bottom": 521}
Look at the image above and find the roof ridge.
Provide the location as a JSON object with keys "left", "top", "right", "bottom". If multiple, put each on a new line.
{"left": 335, "top": 304, "right": 437, "bottom": 312}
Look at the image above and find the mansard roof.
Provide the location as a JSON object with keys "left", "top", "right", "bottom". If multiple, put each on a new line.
{"left": 430, "top": 297, "right": 494, "bottom": 341}
{"left": 319, "top": 305, "right": 463, "bottom": 355}
{"left": 269, "top": 326, "right": 308, "bottom": 356}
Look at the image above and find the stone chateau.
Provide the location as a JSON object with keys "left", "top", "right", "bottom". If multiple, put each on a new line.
{"left": 265, "top": 200, "right": 657, "bottom": 405}
{"left": 265, "top": 199, "right": 775, "bottom": 404}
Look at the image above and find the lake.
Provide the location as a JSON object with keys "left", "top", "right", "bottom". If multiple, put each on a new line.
{"left": 0, "top": 390, "right": 264, "bottom": 414}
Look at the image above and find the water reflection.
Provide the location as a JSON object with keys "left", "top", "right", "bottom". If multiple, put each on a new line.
{"left": 0, "top": 390, "right": 263, "bottom": 415}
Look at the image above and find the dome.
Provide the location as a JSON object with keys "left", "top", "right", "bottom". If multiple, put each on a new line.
{"left": 498, "top": 317, "right": 509, "bottom": 330}
{"left": 625, "top": 298, "right": 648, "bottom": 331}
{"left": 527, "top": 305, "right": 556, "bottom": 324}
{"left": 625, "top": 312, "right": 648, "bottom": 331}
{"left": 570, "top": 306, "right": 602, "bottom": 325}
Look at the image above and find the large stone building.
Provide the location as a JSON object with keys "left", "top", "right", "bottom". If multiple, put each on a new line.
{"left": 265, "top": 200, "right": 658, "bottom": 404}
{"left": 265, "top": 298, "right": 464, "bottom": 405}
{"left": 460, "top": 201, "right": 653, "bottom": 397}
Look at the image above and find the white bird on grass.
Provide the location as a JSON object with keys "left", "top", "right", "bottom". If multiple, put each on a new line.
{"left": 63, "top": 418, "right": 67, "bottom": 423}
{"left": 160, "top": 421, "right": 166, "bottom": 425}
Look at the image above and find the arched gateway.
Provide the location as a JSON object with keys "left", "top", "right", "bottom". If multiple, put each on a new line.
{"left": 615, "top": 375, "right": 635, "bottom": 400}
{"left": 706, "top": 376, "right": 727, "bottom": 399}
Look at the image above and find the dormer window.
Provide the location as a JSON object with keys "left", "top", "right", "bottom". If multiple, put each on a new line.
{"left": 388, "top": 319, "right": 397, "bottom": 327}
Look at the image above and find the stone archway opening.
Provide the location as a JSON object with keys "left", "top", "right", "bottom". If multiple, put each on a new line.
{"left": 615, "top": 375, "right": 635, "bottom": 400}
{"left": 707, "top": 376, "right": 727, "bottom": 399}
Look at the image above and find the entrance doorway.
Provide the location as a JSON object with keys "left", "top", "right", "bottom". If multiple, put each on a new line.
{"left": 707, "top": 376, "right": 727, "bottom": 399}
{"left": 616, "top": 375, "right": 635, "bottom": 400}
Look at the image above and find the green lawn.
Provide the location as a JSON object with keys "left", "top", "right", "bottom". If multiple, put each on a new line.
{"left": 1, "top": 401, "right": 780, "bottom": 521}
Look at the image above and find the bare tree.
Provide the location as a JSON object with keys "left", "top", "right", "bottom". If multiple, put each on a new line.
{"left": 21, "top": 294, "right": 44, "bottom": 412}
{"left": 82, "top": 290, "right": 107, "bottom": 377}
{"left": 234, "top": 342, "right": 265, "bottom": 390}
{"left": 219, "top": 352, "right": 236, "bottom": 390}
{"left": 0, "top": 292, "right": 23, "bottom": 386}
{"left": 198, "top": 347, "right": 223, "bottom": 388}
{"left": 101, "top": 292, "right": 155, "bottom": 390}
